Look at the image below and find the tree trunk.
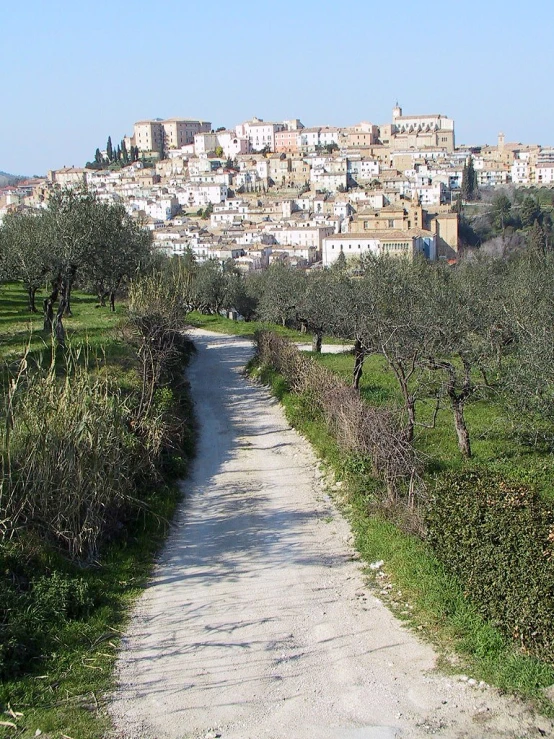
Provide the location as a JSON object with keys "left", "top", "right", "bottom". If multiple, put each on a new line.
{"left": 43, "top": 298, "right": 54, "bottom": 332}
{"left": 43, "top": 283, "right": 59, "bottom": 332}
{"left": 28, "top": 286, "right": 37, "bottom": 313}
{"left": 430, "top": 358, "right": 473, "bottom": 458}
{"left": 405, "top": 396, "right": 416, "bottom": 443}
{"left": 55, "top": 295, "right": 67, "bottom": 348}
{"left": 64, "top": 281, "right": 73, "bottom": 317}
{"left": 352, "top": 339, "right": 365, "bottom": 390}
{"left": 452, "top": 399, "right": 471, "bottom": 457}
{"left": 445, "top": 361, "right": 472, "bottom": 458}
{"left": 312, "top": 332, "right": 322, "bottom": 353}
{"left": 109, "top": 291, "right": 116, "bottom": 312}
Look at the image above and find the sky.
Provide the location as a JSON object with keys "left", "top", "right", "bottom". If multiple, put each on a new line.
{"left": 1, "top": 0, "right": 552, "bottom": 176}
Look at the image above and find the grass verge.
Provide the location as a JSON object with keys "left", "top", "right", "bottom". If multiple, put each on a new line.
{"left": 0, "top": 482, "right": 183, "bottom": 738}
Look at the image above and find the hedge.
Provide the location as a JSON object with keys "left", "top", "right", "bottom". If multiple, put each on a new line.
{"left": 426, "top": 470, "right": 554, "bottom": 660}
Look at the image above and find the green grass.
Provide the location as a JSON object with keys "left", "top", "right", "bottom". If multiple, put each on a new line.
{"left": 0, "top": 282, "right": 193, "bottom": 738}
{"left": 0, "top": 283, "right": 126, "bottom": 361}
{"left": 186, "top": 311, "right": 346, "bottom": 344}
{"left": 309, "top": 350, "right": 554, "bottom": 501}
{"left": 251, "top": 352, "right": 554, "bottom": 714}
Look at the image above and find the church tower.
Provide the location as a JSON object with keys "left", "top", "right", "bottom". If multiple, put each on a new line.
{"left": 392, "top": 102, "right": 403, "bottom": 121}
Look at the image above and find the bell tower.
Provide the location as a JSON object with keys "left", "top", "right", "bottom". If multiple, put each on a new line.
{"left": 392, "top": 102, "right": 403, "bottom": 121}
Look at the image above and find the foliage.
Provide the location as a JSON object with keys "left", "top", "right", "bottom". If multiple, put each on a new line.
{"left": 0, "top": 187, "right": 154, "bottom": 349}
{"left": 0, "top": 210, "right": 51, "bottom": 311}
{"left": 0, "top": 274, "right": 195, "bottom": 705}
{"left": 0, "top": 558, "right": 93, "bottom": 679}
{"left": 256, "top": 263, "right": 305, "bottom": 327}
{"left": 0, "top": 354, "right": 139, "bottom": 561}
{"left": 426, "top": 470, "right": 554, "bottom": 661}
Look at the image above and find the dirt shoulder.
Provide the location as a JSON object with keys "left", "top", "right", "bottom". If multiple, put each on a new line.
{"left": 109, "top": 329, "right": 552, "bottom": 739}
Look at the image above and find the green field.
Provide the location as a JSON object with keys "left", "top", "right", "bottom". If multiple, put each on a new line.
{"left": 311, "top": 350, "right": 554, "bottom": 500}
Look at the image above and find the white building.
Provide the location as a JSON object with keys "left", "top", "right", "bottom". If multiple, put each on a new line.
{"left": 194, "top": 133, "right": 218, "bottom": 155}
{"left": 410, "top": 182, "right": 447, "bottom": 206}
{"left": 535, "top": 163, "right": 554, "bottom": 185}
{"left": 298, "top": 128, "right": 321, "bottom": 151}
{"left": 235, "top": 118, "right": 285, "bottom": 152}
{"left": 266, "top": 225, "right": 334, "bottom": 260}
{"left": 322, "top": 230, "right": 436, "bottom": 266}
{"left": 181, "top": 183, "right": 228, "bottom": 207}
{"left": 511, "top": 153, "right": 532, "bottom": 184}
{"left": 216, "top": 131, "right": 249, "bottom": 158}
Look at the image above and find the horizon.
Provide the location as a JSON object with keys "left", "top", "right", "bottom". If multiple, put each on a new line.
{"left": 2, "top": 0, "right": 552, "bottom": 176}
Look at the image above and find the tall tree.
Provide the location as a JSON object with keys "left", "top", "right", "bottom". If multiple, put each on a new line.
{"left": 80, "top": 203, "right": 152, "bottom": 311}
{"left": 347, "top": 256, "right": 431, "bottom": 441}
{"left": 491, "top": 192, "right": 512, "bottom": 233}
{"left": 106, "top": 136, "right": 113, "bottom": 162}
{"left": 296, "top": 270, "right": 344, "bottom": 352}
{"left": 520, "top": 195, "right": 541, "bottom": 228}
{"left": 422, "top": 258, "right": 508, "bottom": 457}
{"left": 528, "top": 219, "right": 546, "bottom": 255}
{"left": 461, "top": 156, "right": 478, "bottom": 201}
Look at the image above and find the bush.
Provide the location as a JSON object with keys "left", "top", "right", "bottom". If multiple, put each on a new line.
{"left": 0, "top": 560, "right": 93, "bottom": 679}
{"left": 254, "top": 330, "right": 422, "bottom": 506}
{"left": 425, "top": 470, "right": 554, "bottom": 660}
{"left": 0, "top": 362, "right": 140, "bottom": 561}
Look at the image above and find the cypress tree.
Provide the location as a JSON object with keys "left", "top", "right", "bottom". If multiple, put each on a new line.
{"left": 461, "top": 156, "right": 477, "bottom": 201}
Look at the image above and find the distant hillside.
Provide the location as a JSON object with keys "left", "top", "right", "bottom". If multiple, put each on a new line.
{"left": 0, "top": 171, "right": 27, "bottom": 187}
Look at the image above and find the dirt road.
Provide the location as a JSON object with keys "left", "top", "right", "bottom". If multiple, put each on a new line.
{"left": 110, "top": 329, "right": 552, "bottom": 739}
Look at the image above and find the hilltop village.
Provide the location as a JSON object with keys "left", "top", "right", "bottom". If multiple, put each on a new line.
{"left": 2, "top": 106, "right": 551, "bottom": 268}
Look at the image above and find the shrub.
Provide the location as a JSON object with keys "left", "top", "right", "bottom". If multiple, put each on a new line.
{"left": 254, "top": 330, "right": 422, "bottom": 506}
{"left": 425, "top": 470, "right": 554, "bottom": 660}
{"left": 0, "top": 560, "right": 93, "bottom": 679}
{"left": 0, "top": 356, "right": 144, "bottom": 561}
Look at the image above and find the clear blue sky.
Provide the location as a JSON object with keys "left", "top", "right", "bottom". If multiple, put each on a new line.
{"left": 2, "top": 0, "right": 552, "bottom": 176}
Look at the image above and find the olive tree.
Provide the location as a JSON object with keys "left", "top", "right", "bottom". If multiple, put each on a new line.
{"left": 0, "top": 210, "right": 52, "bottom": 312}
{"left": 256, "top": 263, "right": 305, "bottom": 327}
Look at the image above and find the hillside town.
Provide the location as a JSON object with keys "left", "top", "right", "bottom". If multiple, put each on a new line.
{"left": 2, "top": 105, "right": 551, "bottom": 269}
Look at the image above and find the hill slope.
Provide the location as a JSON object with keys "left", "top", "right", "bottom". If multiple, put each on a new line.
{"left": 0, "top": 171, "right": 27, "bottom": 187}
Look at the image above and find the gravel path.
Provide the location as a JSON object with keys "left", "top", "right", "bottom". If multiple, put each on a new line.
{"left": 109, "top": 329, "right": 552, "bottom": 739}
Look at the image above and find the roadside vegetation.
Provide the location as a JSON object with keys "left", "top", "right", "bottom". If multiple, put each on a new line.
{"left": 0, "top": 191, "right": 195, "bottom": 738}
